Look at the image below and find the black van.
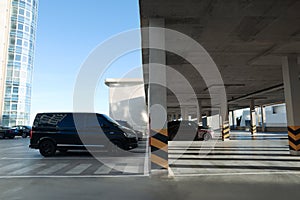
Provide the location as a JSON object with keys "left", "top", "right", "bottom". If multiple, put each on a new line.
{"left": 29, "top": 113, "right": 138, "bottom": 157}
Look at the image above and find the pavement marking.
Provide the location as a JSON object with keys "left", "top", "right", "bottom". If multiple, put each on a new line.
{"left": 171, "top": 171, "right": 300, "bottom": 177}
{"left": 0, "top": 163, "right": 24, "bottom": 173}
{"left": 168, "top": 167, "right": 175, "bottom": 177}
{"left": 65, "top": 164, "right": 92, "bottom": 174}
{"left": 94, "top": 164, "right": 114, "bottom": 174}
{"left": 143, "top": 138, "right": 150, "bottom": 175}
{"left": 123, "top": 164, "right": 140, "bottom": 173}
{"left": 0, "top": 174, "right": 149, "bottom": 179}
{"left": 10, "top": 164, "right": 45, "bottom": 175}
{"left": 1, "top": 157, "right": 98, "bottom": 160}
{"left": 37, "top": 163, "right": 69, "bottom": 175}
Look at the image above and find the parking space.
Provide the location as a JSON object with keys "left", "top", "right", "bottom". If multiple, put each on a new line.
{"left": 0, "top": 137, "right": 149, "bottom": 177}
{"left": 2, "top": 131, "right": 300, "bottom": 178}
{"left": 169, "top": 131, "right": 300, "bottom": 176}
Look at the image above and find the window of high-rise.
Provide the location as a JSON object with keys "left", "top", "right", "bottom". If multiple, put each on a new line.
{"left": 0, "top": 0, "right": 38, "bottom": 126}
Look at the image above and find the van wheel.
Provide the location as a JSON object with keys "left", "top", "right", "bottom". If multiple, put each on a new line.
{"left": 39, "top": 140, "right": 56, "bottom": 157}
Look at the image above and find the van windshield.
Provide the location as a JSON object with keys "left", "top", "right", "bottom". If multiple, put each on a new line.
{"left": 101, "top": 114, "right": 120, "bottom": 127}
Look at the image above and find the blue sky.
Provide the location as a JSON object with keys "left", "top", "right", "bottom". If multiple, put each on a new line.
{"left": 31, "top": 0, "right": 142, "bottom": 122}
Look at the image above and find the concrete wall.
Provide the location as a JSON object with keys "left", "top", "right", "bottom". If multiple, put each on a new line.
{"left": 207, "top": 114, "right": 221, "bottom": 130}
{"left": 264, "top": 104, "right": 287, "bottom": 127}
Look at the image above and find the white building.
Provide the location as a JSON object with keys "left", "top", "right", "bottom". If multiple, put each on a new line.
{"left": 105, "top": 78, "right": 148, "bottom": 133}
{"left": 239, "top": 103, "right": 287, "bottom": 129}
{"left": 0, "top": 0, "right": 38, "bottom": 126}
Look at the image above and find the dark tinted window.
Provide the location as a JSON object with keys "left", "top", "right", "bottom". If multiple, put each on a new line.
{"left": 58, "top": 114, "right": 75, "bottom": 128}
{"left": 34, "top": 113, "right": 68, "bottom": 127}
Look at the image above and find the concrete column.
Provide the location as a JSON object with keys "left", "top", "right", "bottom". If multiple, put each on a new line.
{"left": 250, "top": 99, "right": 257, "bottom": 134}
{"left": 261, "top": 106, "right": 266, "bottom": 132}
{"left": 181, "top": 106, "right": 189, "bottom": 120}
{"left": 148, "top": 18, "right": 168, "bottom": 170}
{"left": 222, "top": 111, "right": 230, "bottom": 141}
{"left": 230, "top": 110, "right": 235, "bottom": 129}
{"left": 197, "top": 101, "right": 202, "bottom": 125}
{"left": 282, "top": 55, "right": 300, "bottom": 155}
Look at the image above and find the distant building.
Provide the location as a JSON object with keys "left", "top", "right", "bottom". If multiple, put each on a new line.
{"left": 105, "top": 78, "right": 148, "bottom": 133}
{"left": 0, "top": 0, "right": 38, "bottom": 126}
{"left": 239, "top": 103, "right": 287, "bottom": 129}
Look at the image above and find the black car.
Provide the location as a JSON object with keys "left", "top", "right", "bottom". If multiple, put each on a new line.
{"left": 29, "top": 113, "right": 138, "bottom": 157}
{"left": 0, "top": 126, "right": 16, "bottom": 139}
{"left": 12, "top": 125, "right": 31, "bottom": 138}
{"left": 167, "top": 120, "right": 214, "bottom": 141}
{"left": 116, "top": 120, "right": 144, "bottom": 140}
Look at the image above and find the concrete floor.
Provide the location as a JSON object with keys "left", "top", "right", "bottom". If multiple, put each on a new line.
{"left": 1, "top": 131, "right": 300, "bottom": 200}
{"left": 169, "top": 131, "right": 300, "bottom": 176}
{"left": 1, "top": 174, "right": 300, "bottom": 200}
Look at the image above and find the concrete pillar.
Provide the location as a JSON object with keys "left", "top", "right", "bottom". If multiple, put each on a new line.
{"left": 282, "top": 55, "right": 300, "bottom": 155}
{"left": 175, "top": 113, "right": 179, "bottom": 120}
{"left": 197, "top": 101, "right": 202, "bottom": 125}
{"left": 148, "top": 18, "right": 168, "bottom": 170}
{"left": 250, "top": 99, "right": 257, "bottom": 134}
{"left": 261, "top": 106, "right": 266, "bottom": 132}
{"left": 222, "top": 111, "right": 230, "bottom": 141}
{"left": 202, "top": 115, "right": 208, "bottom": 127}
{"left": 181, "top": 106, "right": 189, "bottom": 120}
{"left": 230, "top": 110, "right": 235, "bottom": 129}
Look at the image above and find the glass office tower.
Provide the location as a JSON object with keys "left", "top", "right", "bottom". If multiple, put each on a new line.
{"left": 0, "top": 0, "right": 38, "bottom": 126}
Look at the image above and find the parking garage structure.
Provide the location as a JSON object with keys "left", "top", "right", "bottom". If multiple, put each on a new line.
{"left": 139, "top": 0, "right": 300, "bottom": 173}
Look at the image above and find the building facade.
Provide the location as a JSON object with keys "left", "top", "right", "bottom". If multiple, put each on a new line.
{"left": 105, "top": 78, "right": 148, "bottom": 133}
{"left": 238, "top": 103, "right": 287, "bottom": 129}
{"left": 0, "top": 0, "right": 38, "bottom": 126}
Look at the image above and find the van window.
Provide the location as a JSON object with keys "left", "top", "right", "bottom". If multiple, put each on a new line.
{"left": 84, "top": 114, "right": 100, "bottom": 127}
{"left": 36, "top": 113, "right": 68, "bottom": 127}
{"left": 58, "top": 114, "right": 75, "bottom": 128}
{"left": 100, "top": 114, "right": 119, "bottom": 127}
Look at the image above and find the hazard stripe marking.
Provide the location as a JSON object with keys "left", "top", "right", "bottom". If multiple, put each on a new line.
{"left": 151, "top": 154, "right": 168, "bottom": 169}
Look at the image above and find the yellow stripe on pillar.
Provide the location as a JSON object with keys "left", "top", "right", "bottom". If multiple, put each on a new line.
{"left": 288, "top": 126, "right": 300, "bottom": 152}
{"left": 150, "top": 129, "right": 168, "bottom": 169}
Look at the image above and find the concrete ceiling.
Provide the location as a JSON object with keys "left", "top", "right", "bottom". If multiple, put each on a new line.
{"left": 140, "top": 0, "right": 300, "bottom": 114}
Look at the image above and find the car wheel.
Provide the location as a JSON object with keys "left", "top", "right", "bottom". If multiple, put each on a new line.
{"left": 22, "top": 132, "right": 27, "bottom": 138}
{"left": 203, "top": 133, "right": 212, "bottom": 141}
{"left": 39, "top": 140, "right": 56, "bottom": 157}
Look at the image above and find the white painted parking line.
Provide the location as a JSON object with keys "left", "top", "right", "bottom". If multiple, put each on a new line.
{"left": 37, "top": 163, "right": 69, "bottom": 175}
{"left": 0, "top": 174, "right": 149, "bottom": 179}
{"left": 65, "top": 164, "right": 92, "bottom": 174}
{"left": 0, "top": 163, "right": 24, "bottom": 173}
{"left": 1, "top": 157, "right": 97, "bottom": 160}
{"left": 94, "top": 164, "right": 114, "bottom": 174}
{"left": 123, "top": 165, "right": 140, "bottom": 173}
{"left": 10, "top": 164, "right": 45, "bottom": 175}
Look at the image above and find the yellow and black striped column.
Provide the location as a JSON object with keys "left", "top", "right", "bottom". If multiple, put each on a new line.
{"left": 150, "top": 129, "right": 168, "bottom": 169}
{"left": 288, "top": 126, "right": 300, "bottom": 154}
{"left": 222, "top": 121, "right": 230, "bottom": 141}
{"left": 250, "top": 124, "right": 257, "bottom": 134}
